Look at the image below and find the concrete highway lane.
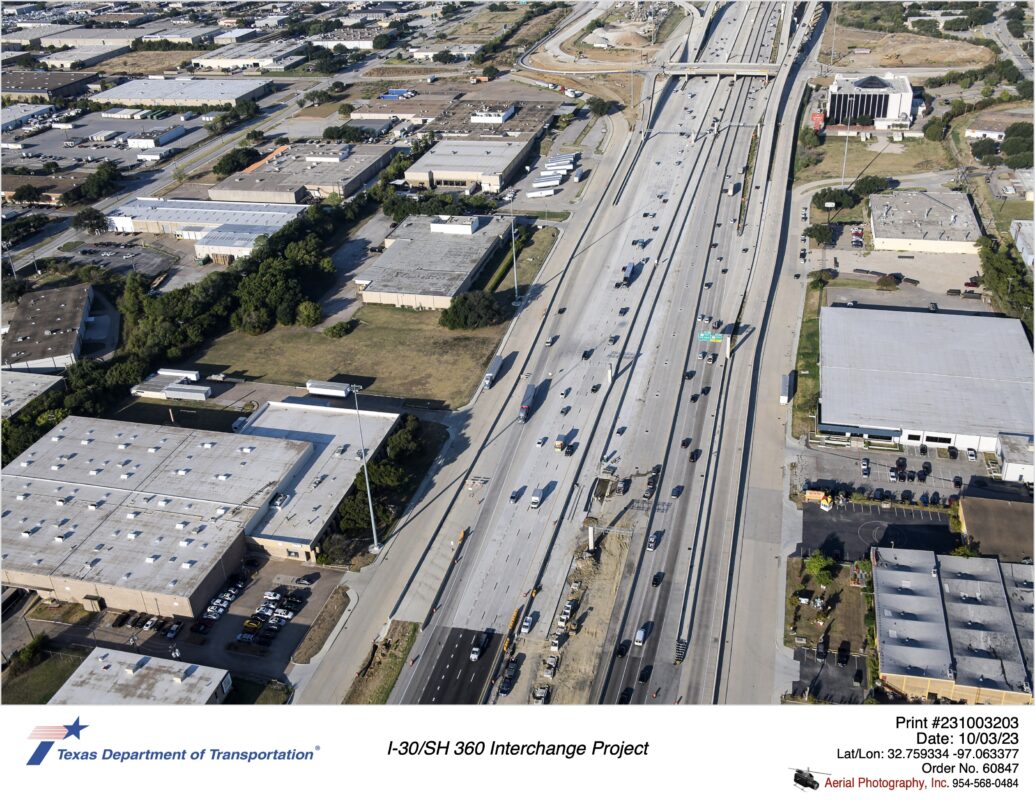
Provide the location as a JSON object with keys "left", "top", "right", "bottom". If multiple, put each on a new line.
{"left": 412, "top": 627, "right": 502, "bottom": 705}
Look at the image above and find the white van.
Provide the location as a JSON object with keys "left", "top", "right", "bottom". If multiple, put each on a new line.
{"left": 634, "top": 624, "right": 648, "bottom": 646}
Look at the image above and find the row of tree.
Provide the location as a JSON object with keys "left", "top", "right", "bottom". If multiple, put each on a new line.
{"left": 471, "top": 2, "right": 566, "bottom": 65}
{"left": 969, "top": 122, "right": 1033, "bottom": 170}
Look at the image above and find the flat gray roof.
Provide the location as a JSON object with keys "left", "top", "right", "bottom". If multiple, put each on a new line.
{"left": 1001, "top": 562, "right": 1034, "bottom": 680}
{"left": 1, "top": 416, "right": 308, "bottom": 599}
{"left": 869, "top": 191, "right": 980, "bottom": 243}
{"left": 1, "top": 70, "right": 98, "bottom": 93}
{"left": 1, "top": 370, "right": 62, "bottom": 419}
{"left": 2, "top": 283, "right": 91, "bottom": 370}
{"left": 108, "top": 197, "right": 304, "bottom": 229}
{"left": 405, "top": 139, "right": 529, "bottom": 179}
{"left": 240, "top": 401, "right": 398, "bottom": 548}
{"left": 92, "top": 78, "right": 270, "bottom": 105}
{"left": 819, "top": 307, "right": 1033, "bottom": 438}
{"left": 873, "top": 548, "right": 954, "bottom": 682}
{"left": 873, "top": 548, "right": 1033, "bottom": 694}
{"left": 359, "top": 214, "right": 508, "bottom": 298}
{"left": 939, "top": 553, "right": 1030, "bottom": 695}
{"left": 49, "top": 647, "right": 229, "bottom": 705}
{"left": 192, "top": 40, "right": 305, "bottom": 66}
{"left": 1, "top": 102, "right": 53, "bottom": 126}
{"left": 427, "top": 99, "right": 559, "bottom": 138}
{"left": 210, "top": 143, "right": 395, "bottom": 196}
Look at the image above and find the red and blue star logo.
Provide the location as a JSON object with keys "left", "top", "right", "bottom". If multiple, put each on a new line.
{"left": 26, "top": 718, "right": 88, "bottom": 766}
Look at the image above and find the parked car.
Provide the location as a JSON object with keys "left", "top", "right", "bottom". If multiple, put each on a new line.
{"left": 112, "top": 611, "right": 131, "bottom": 628}
{"left": 142, "top": 616, "right": 158, "bottom": 631}
{"left": 948, "top": 446, "right": 959, "bottom": 460}
{"left": 236, "top": 632, "right": 255, "bottom": 644}
{"left": 966, "top": 448, "right": 977, "bottom": 462}
{"left": 861, "top": 457, "right": 870, "bottom": 477}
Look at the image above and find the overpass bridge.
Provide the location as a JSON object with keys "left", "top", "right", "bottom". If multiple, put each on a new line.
{"left": 663, "top": 61, "right": 779, "bottom": 78}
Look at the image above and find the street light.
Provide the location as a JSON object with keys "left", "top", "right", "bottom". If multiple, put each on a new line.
{"left": 348, "top": 384, "right": 380, "bottom": 553}
{"left": 509, "top": 212, "right": 521, "bottom": 307}
{"left": 840, "top": 94, "right": 856, "bottom": 190}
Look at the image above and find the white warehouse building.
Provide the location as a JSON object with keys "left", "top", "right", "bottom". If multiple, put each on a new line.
{"left": 827, "top": 73, "right": 914, "bottom": 130}
{"left": 818, "top": 307, "right": 1033, "bottom": 453}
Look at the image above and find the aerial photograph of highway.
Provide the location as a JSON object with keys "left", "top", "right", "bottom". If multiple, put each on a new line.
{"left": 1, "top": 0, "right": 1032, "bottom": 714}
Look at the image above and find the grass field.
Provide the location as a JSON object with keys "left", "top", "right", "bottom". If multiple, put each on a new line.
{"left": 28, "top": 601, "right": 95, "bottom": 626}
{"left": 2, "top": 653, "right": 85, "bottom": 704}
{"left": 791, "top": 274, "right": 823, "bottom": 439}
{"left": 344, "top": 620, "right": 418, "bottom": 704}
{"left": 795, "top": 136, "right": 951, "bottom": 184}
{"left": 183, "top": 307, "right": 503, "bottom": 409}
{"left": 448, "top": 7, "right": 523, "bottom": 43}
{"left": 225, "top": 677, "right": 292, "bottom": 704}
{"left": 296, "top": 100, "right": 345, "bottom": 119}
{"left": 784, "top": 558, "right": 867, "bottom": 657}
{"left": 99, "top": 51, "right": 206, "bottom": 74}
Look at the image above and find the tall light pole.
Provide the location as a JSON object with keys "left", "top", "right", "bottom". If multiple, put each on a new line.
{"left": 348, "top": 384, "right": 380, "bottom": 553}
{"left": 840, "top": 94, "right": 855, "bottom": 190}
{"left": 509, "top": 212, "right": 521, "bottom": 306}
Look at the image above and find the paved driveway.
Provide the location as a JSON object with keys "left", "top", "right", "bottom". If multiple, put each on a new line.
{"left": 799, "top": 502, "right": 953, "bottom": 562}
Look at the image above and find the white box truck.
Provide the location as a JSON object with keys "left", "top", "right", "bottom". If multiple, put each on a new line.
{"left": 529, "top": 487, "right": 544, "bottom": 509}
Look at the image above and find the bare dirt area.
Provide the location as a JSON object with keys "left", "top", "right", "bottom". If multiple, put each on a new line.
{"left": 819, "top": 27, "right": 994, "bottom": 69}
{"left": 503, "top": 527, "right": 629, "bottom": 703}
{"left": 448, "top": 8, "right": 523, "bottom": 43}
{"left": 364, "top": 64, "right": 462, "bottom": 78}
{"left": 99, "top": 50, "right": 207, "bottom": 74}
{"left": 292, "top": 584, "right": 350, "bottom": 665}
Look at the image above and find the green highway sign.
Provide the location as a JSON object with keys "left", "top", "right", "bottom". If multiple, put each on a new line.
{"left": 698, "top": 332, "right": 724, "bottom": 342}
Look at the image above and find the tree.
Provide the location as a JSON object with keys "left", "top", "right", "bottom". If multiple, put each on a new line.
{"left": 322, "top": 124, "right": 365, "bottom": 143}
{"left": 799, "top": 126, "right": 821, "bottom": 149}
{"left": 72, "top": 207, "right": 108, "bottom": 235}
{"left": 432, "top": 50, "right": 454, "bottom": 64}
{"left": 439, "top": 291, "right": 505, "bottom": 330}
{"left": 295, "top": 300, "right": 322, "bottom": 327}
{"left": 212, "top": 147, "right": 260, "bottom": 177}
{"left": 12, "top": 184, "right": 44, "bottom": 204}
{"left": 1004, "top": 122, "right": 1034, "bottom": 139}
{"left": 1016, "top": 80, "right": 1033, "bottom": 100}
{"left": 372, "top": 33, "right": 392, "bottom": 49}
{"left": 803, "top": 224, "right": 833, "bottom": 245}
{"left": 804, "top": 552, "right": 836, "bottom": 585}
{"left": 950, "top": 544, "right": 979, "bottom": 558}
{"left": 338, "top": 103, "right": 355, "bottom": 117}
{"left": 1005, "top": 151, "right": 1033, "bottom": 169}
{"left": 923, "top": 115, "right": 947, "bottom": 141}
{"left": 852, "top": 175, "right": 889, "bottom": 196}
{"left": 246, "top": 128, "right": 265, "bottom": 142}
{"left": 811, "top": 187, "right": 858, "bottom": 209}
{"left": 482, "top": 64, "right": 500, "bottom": 80}
{"left": 331, "top": 80, "right": 346, "bottom": 93}
{"left": 876, "top": 274, "right": 899, "bottom": 289}
{"left": 587, "top": 96, "right": 613, "bottom": 117}
{"left": 970, "top": 138, "right": 998, "bottom": 158}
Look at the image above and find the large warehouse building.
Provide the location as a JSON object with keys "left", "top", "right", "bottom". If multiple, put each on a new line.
{"left": 1, "top": 70, "right": 98, "bottom": 101}
{"left": 818, "top": 307, "right": 1033, "bottom": 451}
{"left": 191, "top": 40, "right": 306, "bottom": 71}
{"left": 106, "top": 197, "right": 305, "bottom": 263}
{"left": 2, "top": 283, "right": 93, "bottom": 372}
{"left": 872, "top": 547, "right": 1032, "bottom": 705}
{"left": 1, "top": 417, "right": 308, "bottom": 618}
{"left": 356, "top": 215, "right": 509, "bottom": 310}
{"left": 826, "top": 73, "right": 914, "bottom": 130}
{"left": 869, "top": 191, "right": 981, "bottom": 254}
{"left": 208, "top": 142, "right": 396, "bottom": 203}
{"left": 404, "top": 138, "right": 534, "bottom": 193}
{"left": 91, "top": 78, "right": 272, "bottom": 108}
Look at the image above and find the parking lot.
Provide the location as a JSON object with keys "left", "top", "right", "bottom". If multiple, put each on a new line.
{"left": 66, "top": 230, "right": 213, "bottom": 292}
{"left": 791, "top": 646, "right": 867, "bottom": 704}
{"left": 13, "top": 555, "right": 344, "bottom": 680}
{"left": 799, "top": 441, "right": 1000, "bottom": 502}
{"left": 799, "top": 502, "right": 954, "bottom": 562}
{"left": 15, "top": 112, "right": 209, "bottom": 171}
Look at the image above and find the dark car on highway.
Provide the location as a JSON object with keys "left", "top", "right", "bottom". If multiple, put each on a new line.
{"left": 618, "top": 687, "right": 634, "bottom": 704}
{"left": 616, "top": 640, "right": 631, "bottom": 658}
{"left": 689, "top": 449, "right": 700, "bottom": 463}
{"left": 690, "top": 393, "right": 699, "bottom": 403}
{"left": 652, "top": 572, "right": 664, "bottom": 587}
{"left": 582, "top": 349, "right": 593, "bottom": 360}
{"left": 638, "top": 665, "right": 653, "bottom": 684}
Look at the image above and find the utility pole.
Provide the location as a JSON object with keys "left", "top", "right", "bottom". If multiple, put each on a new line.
{"left": 510, "top": 212, "right": 521, "bottom": 306}
{"left": 840, "top": 95, "right": 855, "bottom": 190}
{"left": 348, "top": 384, "right": 380, "bottom": 553}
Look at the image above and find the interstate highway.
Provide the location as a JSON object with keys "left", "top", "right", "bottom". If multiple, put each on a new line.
{"left": 395, "top": 1, "right": 791, "bottom": 705}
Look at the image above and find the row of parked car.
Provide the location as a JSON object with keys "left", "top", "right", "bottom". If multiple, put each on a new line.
{"left": 111, "top": 611, "right": 181, "bottom": 640}
{"left": 235, "top": 587, "right": 307, "bottom": 649}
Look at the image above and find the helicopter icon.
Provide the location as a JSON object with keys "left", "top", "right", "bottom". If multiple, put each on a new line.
{"left": 790, "top": 766, "right": 830, "bottom": 791}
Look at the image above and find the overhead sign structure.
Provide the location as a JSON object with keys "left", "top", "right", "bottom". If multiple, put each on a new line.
{"left": 698, "top": 332, "right": 724, "bottom": 342}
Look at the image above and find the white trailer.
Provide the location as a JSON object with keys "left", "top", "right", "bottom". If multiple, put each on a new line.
{"left": 532, "top": 177, "right": 561, "bottom": 188}
{"left": 305, "top": 379, "right": 352, "bottom": 398}
{"left": 525, "top": 188, "right": 558, "bottom": 198}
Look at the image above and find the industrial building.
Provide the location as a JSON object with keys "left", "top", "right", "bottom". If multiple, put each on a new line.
{"left": 1, "top": 70, "right": 98, "bottom": 101}
{"left": 826, "top": 73, "right": 914, "bottom": 130}
{"left": 1, "top": 284, "right": 93, "bottom": 373}
{"left": 307, "top": 27, "right": 388, "bottom": 50}
{"left": 818, "top": 307, "right": 1033, "bottom": 451}
{"left": 408, "top": 44, "right": 481, "bottom": 61}
{"left": 868, "top": 191, "right": 981, "bottom": 254}
{"left": 255, "top": 15, "right": 288, "bottom": 29}
{"left": 1012, "top": 219, "right": 1033, "bottom": 269}
{"left": 131, "top": 369, "right": 211, "bottom": 402}
{"left": 214, "top": 27, "right": 259, "bottom": 44}
{"left": 357, "top": 215, "right": 509, "bottom": 310}
{"left": 208, "top": 142, "right": 396, "bottom": 203}
{"left": 0, "top": 416, "right": 307, "bottom": 617}
{"left": 49, "top": 648, "right": 232, "bottom": 705}
{"left": 350, "top": 92, "right": 458, "bottom": 123}
{"left": 106, "top": 197, "right": 305, "bottom": 263}
{"left": 1, "top": 370, "right": 63, "bottom": 419}
{"left": 38, "top": 24, "right": 221, "bottom": 48}
{"left": 1, "top": 172, "right": 93, "bottom": 205}
{"left": 964, "top": 112, "right": 1022, "bottom": 141}
{"left": 997, "top": 433, "right": 1034, "bottom": 485}
{"left": 239, "top": 401, "right": 399, "bottom": 560}
{"left": 39, "top": 44, "right": 130, "bottom": 69}
{"left": 91, "top": 77, "right": 272, "bottom": 108}
{"left": 871, "top": 547, "right": 1032, "bottom": 705}
{"left": 427, "top": 100, "right": 560, "bottom": 140}
{"left": 404, "top": 138, "right": 535, "bottom": 193}
{"left": 1, "top": 102, "right": 53, "bottom": 131}
{"left": 0, "top": 24, "right": 80, "bottom": 48}
{"left": 191, "top": 40, "right": 307, "bottom": 71}
{"left": 958, "top": 494, "right": 1033, "bottom": 563}
{"left": 126, "top": 124, "right": 186, "bottom": 149}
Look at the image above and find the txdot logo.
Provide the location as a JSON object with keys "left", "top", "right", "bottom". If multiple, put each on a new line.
{"left": 26, "top": 718, "right": 88, "bottom": 766}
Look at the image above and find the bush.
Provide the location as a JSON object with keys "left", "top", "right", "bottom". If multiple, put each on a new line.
{"left": 799, "top": 126, "right": 822, "bottom": 149}
{"left": 876, "top": 274, "right": 899, "bottom": 289}
{"left": 439, "top": 291, "right": 505, "bottom": 330}
{"left": 852, "top": 175, "right": 889, "bottom": 196}
{"left": 805, "top": 553, "right": 836, "bottom": 585}
{"left": 923, "top": 115, "right": 947, "bottom": 141}
{"left": 295, "top": 300, "right": 322, "bottom": 327}
{"left": 812, "top": 187, "right": 858, "bottom": 210}
{"left": 322, "top": 124, "right": 366, "bottom": 143}
{"left": 323, "top": 320, "right": 354, "bottom": 338}
{"left": 482, "top": 65, "right": 500, "bottom": 79}
{"left": 587, "top": 96, "right": 613, "bottom": 117}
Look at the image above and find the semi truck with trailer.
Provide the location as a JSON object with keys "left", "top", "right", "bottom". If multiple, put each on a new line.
{"left": 483, "top": 355, "right": 502, "bottom": 390}
{"left": 518, "top": 383, "right": 536, "bottom": 422}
